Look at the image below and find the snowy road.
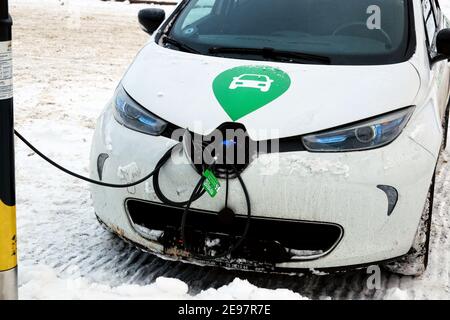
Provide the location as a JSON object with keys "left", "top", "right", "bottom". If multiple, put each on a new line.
{"left": 10, "top": 0, "right": 450, "bottom": 299}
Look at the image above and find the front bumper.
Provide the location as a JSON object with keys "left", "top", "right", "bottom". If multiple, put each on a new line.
{"left": 90, "top": 106, "right": 438, "bottom": 271}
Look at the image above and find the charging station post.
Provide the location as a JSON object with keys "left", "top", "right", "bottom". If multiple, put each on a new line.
{"left": 0, "top": 0, "right": 18, "bottom": 300}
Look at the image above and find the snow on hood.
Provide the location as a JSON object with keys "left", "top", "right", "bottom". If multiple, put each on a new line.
{"left": 122, "top": 43, "right": 420, "bottom": 140}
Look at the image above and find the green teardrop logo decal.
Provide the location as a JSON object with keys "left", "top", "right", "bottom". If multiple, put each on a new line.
{"left": 213, "top": 66, "right": 291, "bottom": 121}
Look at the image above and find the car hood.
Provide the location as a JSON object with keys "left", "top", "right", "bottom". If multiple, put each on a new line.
{"left": 122, "top": 43, "right": 420, "bottom": 140}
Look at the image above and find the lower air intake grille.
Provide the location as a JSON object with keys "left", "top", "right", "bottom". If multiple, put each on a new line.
{"left": 126, "top": 199, "right": 343, "bottom": 264}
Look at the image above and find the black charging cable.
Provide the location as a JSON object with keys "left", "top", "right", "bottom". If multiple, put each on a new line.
{"left": 16, "top": 129, "right": 252, "bottom": 259}
{"left": 180, "top": 166, "right": 252, "bottom": 261}
{"left": 14, "top": 129, "right": 175, "bottom": 188}
{"left": 152, "top": 144, "right": 206, "bottom": 206}
{"left": 225, "top": 170, "right": 229, "bottom": 208}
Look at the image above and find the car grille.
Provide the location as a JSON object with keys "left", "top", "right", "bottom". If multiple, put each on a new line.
{"left": 125, "top": 199, "right": 343, "bottom": 265}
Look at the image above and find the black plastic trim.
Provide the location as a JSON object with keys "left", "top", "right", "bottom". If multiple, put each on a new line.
{"left": 377, "top": 185, "right": 399, "bottom": 216}
{"left": 96, "top": 153, "right": 109, "bottom": 181}
{"left": 98, "top": 211, "right": 411, "bottom": 275}
{"left": 125, "top": 198, "right": 344, "bottom": 263}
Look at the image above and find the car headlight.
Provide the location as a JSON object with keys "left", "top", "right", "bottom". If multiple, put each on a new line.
{"left": 302, "top": 107, "right": 414, "bottom": 152}
{"left": 112, "top": 86, "right": 167, "bottom": 136}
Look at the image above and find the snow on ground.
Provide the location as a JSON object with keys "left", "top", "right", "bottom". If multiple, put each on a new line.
{"left": 9, "top": 0, "right": 450, "bottom": 299}
{"left": 20, "top": 265, "right": 303, "bottom": 300}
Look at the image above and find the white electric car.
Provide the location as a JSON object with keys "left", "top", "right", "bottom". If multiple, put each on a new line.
{"left": 90, "top": 0, "right": 450, "bottom": 275}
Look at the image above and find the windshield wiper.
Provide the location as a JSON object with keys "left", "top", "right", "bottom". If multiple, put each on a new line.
{"left": 208, "top": 46, "right": 330, "bottom": 64}
{"left": 162, "top": 36, "right": 200, "bottom": 54}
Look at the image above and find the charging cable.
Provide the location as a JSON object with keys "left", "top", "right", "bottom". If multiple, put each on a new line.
{"left": 14, "top": 129, "right": 175, "bottom": 188}
{"left": 152, "top": 143, "right": 206, "bottom": 206}
{"left": 180, "top": 165, "right": 252, "bottom": 261}
{"left": 15, "top": 129, "right": 252, "bottom": 260}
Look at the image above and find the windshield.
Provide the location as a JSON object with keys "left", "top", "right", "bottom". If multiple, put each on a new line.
{"left": 163, "top": 0, "right": 412, "bottom": 65}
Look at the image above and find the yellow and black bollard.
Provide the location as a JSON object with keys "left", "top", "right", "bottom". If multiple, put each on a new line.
{"left": 0, "top": 0, "right": 17, "bottom": 300}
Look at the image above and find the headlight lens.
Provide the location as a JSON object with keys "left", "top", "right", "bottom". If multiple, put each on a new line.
{"left": 302, "top": 107, "right": 414, "bottom": 152}
{"left": 112, "top": 86, "right": 167, "bottom": 136}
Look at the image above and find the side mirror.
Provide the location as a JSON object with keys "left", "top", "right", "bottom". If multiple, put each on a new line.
{"left": 432, "top": 29, "right": 450, "bottom": 64}
{"left": 138, "top": 8, "right": 165, "bottom": 35}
